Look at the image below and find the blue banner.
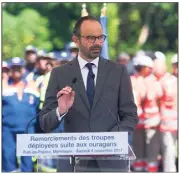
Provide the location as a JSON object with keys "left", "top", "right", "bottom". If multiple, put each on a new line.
{"left": 100, "top": 16, "right": 109, "bottom": 59}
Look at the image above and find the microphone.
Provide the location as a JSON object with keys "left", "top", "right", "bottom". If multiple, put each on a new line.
{"left": 72, "top": 77, "right": 77, "bottom": 84}
{"left": 25, "top": 77, "right": 77, "bottom": 134}
{"left": 57, "top": 77, "right": 77, "bottom": 99}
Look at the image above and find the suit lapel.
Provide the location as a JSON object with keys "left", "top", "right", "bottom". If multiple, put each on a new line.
{"left": 92, "top": 57, "right": 111, "bottom": 111}
{"left": 68, "top": 57, "right": 111, "bottom": 113}
{"left": 68, "top": 58, "right": 91, "bottom": 111}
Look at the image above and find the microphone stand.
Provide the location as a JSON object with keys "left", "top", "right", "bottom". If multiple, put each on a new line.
{"left": 26, "top": 78, "right": 77, "bottom": 133}
{"left": 70, "top": 155, "right": 76, "bottom": 172}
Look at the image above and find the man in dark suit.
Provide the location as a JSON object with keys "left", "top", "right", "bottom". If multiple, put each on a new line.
{"left": 39, "top": 16, "right": 138, "bottom": 172}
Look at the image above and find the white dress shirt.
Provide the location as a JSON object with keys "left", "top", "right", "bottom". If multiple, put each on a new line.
{"left": 77, "top": 55, "right": 99, "bottom": 89}
{"left": 56, "top": 55, "right": 99, "bottom": 120}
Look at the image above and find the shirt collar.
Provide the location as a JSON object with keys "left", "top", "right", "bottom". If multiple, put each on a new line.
{"left": 78, "top": 55, "right": 99, "bottom": 70}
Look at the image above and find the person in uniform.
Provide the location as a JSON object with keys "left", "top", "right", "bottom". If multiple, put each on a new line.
{"left": 2, "top": 57, "right": 40, "bottom": 172}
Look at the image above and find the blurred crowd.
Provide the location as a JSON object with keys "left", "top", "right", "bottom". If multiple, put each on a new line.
{"left": 118, "top": 51, "right": 178, "bottom": 172}
{"left": 2, "top": 43, "right": 178, "bottom": 172}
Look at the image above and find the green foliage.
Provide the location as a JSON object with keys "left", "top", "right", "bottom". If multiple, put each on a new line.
{"left": 106, "top": 3, "right": 120, "bottom": 60}
{"left": 3, "top": 2, "right": 178, "bottom": 61}
{"left": 3, "top": 8, "right": 51, "bottom": 60}
{"left": 165, "top": 52, "right": 175, "bottom": 73}
{"left": 3, "top": 11, "right": 17, "bottom": 59}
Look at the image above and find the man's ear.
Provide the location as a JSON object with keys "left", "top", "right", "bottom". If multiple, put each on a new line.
{"left": 72, "top": 35, "right": 79, "bottom": 47}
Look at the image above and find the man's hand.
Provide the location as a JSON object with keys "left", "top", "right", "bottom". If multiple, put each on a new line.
{"left": 57, "top": 86, "right": 75, "bottom": 115}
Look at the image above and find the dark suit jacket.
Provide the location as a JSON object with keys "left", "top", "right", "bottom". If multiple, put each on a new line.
{"left": 39, "top": 57, "right": 138, "bottom": 172}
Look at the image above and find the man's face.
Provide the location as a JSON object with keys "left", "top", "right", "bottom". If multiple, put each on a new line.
{"left": 25, "top": 51, "right": 37, "bottom": 63}
{"left": 2, "top": 68, "right": 9, "bottom": 81}
{"left": 117, "top": 59, "right": 129, "bottom": 65}
{"left": 143, "top": 66, "right": 152, "bottom": 77}
{"left": 75, "top": 20, "right": 104, "bottom": 59}
{"left": 10, "top": 65, "right": 23, "bottom": 81}
{"left": 38, "top": 58, "right": 48, "bottom": 70}
{"left": 153, "top": 59, "right": 166, "bottom": 78}
{"left": 70, "top": 48, "right": 79, "bottom": 58}
{"left": 172, "top": 63, "right": 178, "bottom": 77}
{"left": 50, "top": 59, "right": 58, "bottom": 68}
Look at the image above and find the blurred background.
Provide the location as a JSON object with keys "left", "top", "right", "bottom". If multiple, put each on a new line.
{"left": 2, "top": 2, "right": 178, "bottom": 173}
{"left": 2, "top": 2, "right": 178, "bottom": 70}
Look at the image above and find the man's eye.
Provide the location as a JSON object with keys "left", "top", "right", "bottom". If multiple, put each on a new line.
{"left": 87, "top": 36, "right": 96, "bottom": 40}
{"left": 99, "top": 36, "right": 104, "bottom": 39}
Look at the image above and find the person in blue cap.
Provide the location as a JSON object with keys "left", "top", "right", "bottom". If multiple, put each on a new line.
{"left": 29, "top": 50, "right": 53, "bottom": 89}
{"left": 7, "top": 57, "right": 26, "bottom": 85}
{"left": 65, "top": 41, "right": 79, "bottom": 59}
{"left": 24, "top": 45, "right": 37, "bottom": 72}
{"left": 59, "top": 50, "right": 72, "bottom": 61}
{"left": 45, "top": 51, "right": 70, "bottom": 72}
{"left": 23, "top": 45, "right": 37, "bottom": 81}
{"left": 47, "top": 51, "right": 60, "bottom": 68}
{"left": 2, "top": 57, "right": 40, "bottom": 172}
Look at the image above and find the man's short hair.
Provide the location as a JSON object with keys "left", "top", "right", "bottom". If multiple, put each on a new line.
{"left": 73, "top": 16, "right": 100, "bottom": 36}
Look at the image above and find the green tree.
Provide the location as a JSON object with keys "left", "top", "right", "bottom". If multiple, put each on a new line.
{"left": 3, "top": 2, "right": 178, "bottom": 61}
{"left": 3, "top": 8, "right": 52, "bottom": 60}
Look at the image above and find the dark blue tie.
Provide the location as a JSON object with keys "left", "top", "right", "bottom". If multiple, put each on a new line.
{"left": 86, "top": 63, "right": 95, "bottom": 107}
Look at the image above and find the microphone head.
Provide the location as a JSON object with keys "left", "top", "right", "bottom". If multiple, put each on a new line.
{"left": 72, "top": 77, "right": 77, "bottom": 84}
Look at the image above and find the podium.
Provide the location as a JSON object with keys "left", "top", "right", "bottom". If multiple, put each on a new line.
{"left": 17, "top": 132, "right": 136, "bottom": 172}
